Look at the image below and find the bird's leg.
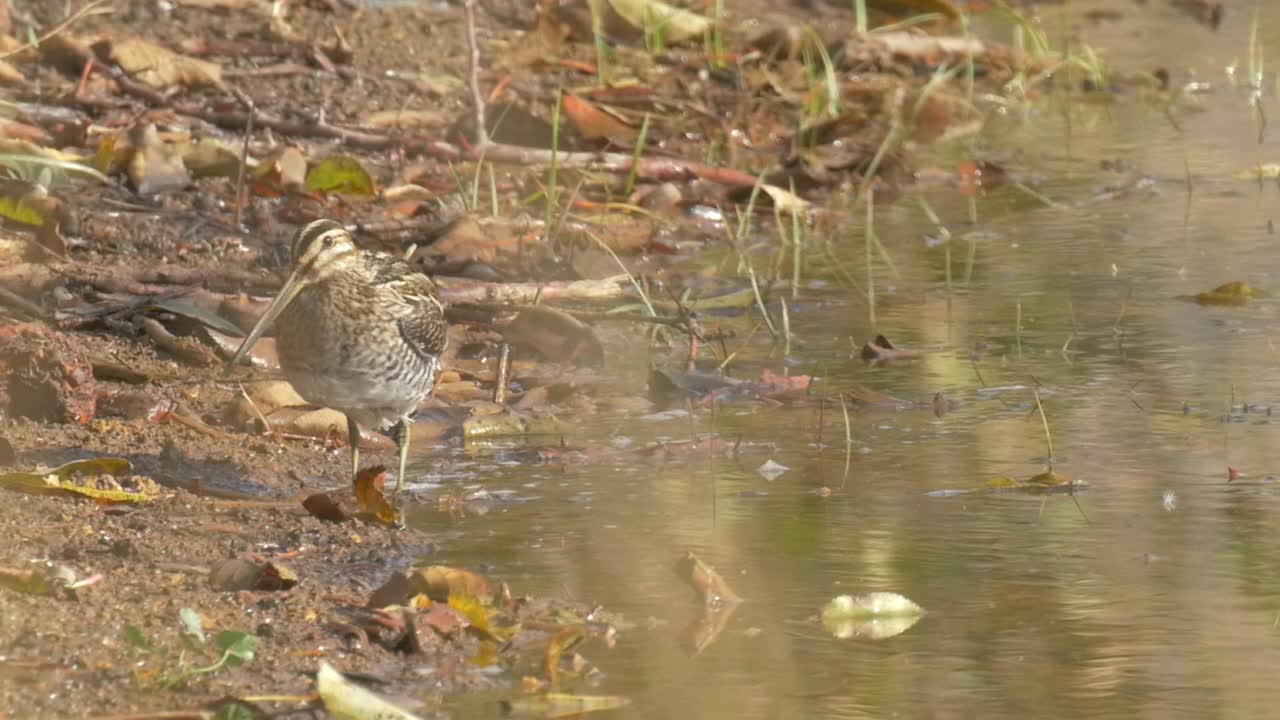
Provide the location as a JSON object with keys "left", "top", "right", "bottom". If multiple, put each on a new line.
{"left": 392, "top": 416, "right": 411, "bottom": 495}
{"left": 346, "top": 415, "right": 361, "bottom": 484}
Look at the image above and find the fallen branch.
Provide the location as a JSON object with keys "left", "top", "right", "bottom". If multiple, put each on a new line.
{"left": 437, "top": 274, "right": 629, "bottom": 305}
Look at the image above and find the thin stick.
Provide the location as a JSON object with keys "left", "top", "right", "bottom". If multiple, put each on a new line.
{"left": 1031, "top": 386, "right": 1054, "bottom": 465}
{"left": 493, "top": 343, "right": 511, "bottom": 405}
{"left": 233, "top": 100, "right": 254, "bottom": 230}
{"left": 840, "top": 395, "right": 853, "bottom": 488}
{"left": 464, "top": 0, "right": 489, "bottom": 146}
{"left": 1061, "top": 298, "right": 1078, "bottom": 358}
{"left": 238, "top": 383, "right": 281, "bottom": 443}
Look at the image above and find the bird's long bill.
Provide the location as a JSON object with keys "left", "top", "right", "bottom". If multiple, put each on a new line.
{"left": 226, "top": 269, "right": 308, "bottom": 372}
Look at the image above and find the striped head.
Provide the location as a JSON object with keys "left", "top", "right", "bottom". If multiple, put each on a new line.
{"left": 225, "top": 219, "right": 356, "bottom": 371}
{"left": 290, "top": 219, "right": 358, "bottom": 281}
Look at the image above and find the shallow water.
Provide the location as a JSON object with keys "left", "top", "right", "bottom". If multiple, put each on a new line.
{"left": 413, "top": 4, "right": 1280, "bottom": 718}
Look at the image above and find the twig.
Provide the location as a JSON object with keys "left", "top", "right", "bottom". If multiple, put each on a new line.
{"left": 238, "top": 383, "right": 283, "bottom": 443}
{"left": 233, "top": 98, "right": 255, "bottom": 230}
{"left": 493, "top": 343, "right": 510, "bottom": 404}
{"left": 1031, "top": 385, "right": 1054, "bottom": 466}
{"left": 464, "top": 0, "right": 488, "bottom": 146}
{"left": 436, "top": 274, "right": 629, "bottom": 304}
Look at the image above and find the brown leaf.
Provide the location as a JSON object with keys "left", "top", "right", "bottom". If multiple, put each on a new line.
{"left": 367, "top": 570, "right": 411, "bottom": 609}
{"left": 208, "top": 557, "right": 298, "bottom": 592}
{"left": 755, "top": 368, "right": 811, "bottom": 401}
{"left": 501, "top": 306, "right": 605, "bottom": 366}
{"left": 561, "top": 94, "right": 637, "bottom": 142}
{"left": 418, "top": 602, "right": 470, "bottom": 637}
{"left": 673, "top": 551, "right": 741, "bottom": 609}
{"left": 545, "top": 626, "right": 586, "bottom": 689}
{"left": 107, "top": 37, "right": 224, "bottom": 90}
{"left": 354, "top": 465, "right": 399, "bottom": 525}
{"left": 408, "top": 565, "right": 494, "bottom": 604}
{"left": 860, "top": 334, "right": 919, "bottom": 364}
{"left": 302, "top": 492, "right": 350, "bottom": 522}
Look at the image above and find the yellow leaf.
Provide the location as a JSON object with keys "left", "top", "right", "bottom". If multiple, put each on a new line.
{"left": 0, "top": 458, "right": 159, "bottom": 504}
{"left": 306, "top": 155, "right": 375, "bottom": 196}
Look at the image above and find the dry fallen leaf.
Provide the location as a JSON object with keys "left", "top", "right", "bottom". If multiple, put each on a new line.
{"left": 561, "top": 94, "right": 637, "bottom": 142}
{"left": 354, "top": 465, "right": 400, "bottom": 525}
{"left": 108, "top": 37, "right": 224, "bottom": 90}
{"left": 409, "top": 565, "right": 494, "bottom": 604}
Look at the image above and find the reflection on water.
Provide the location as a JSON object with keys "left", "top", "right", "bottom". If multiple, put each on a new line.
{"left": 416, "top": 5, "right": 1280, "bottom": 718}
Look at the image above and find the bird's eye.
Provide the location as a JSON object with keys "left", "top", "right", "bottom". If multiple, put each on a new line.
{"left": 322, "top": 236, "right": 334, "bottom": 248}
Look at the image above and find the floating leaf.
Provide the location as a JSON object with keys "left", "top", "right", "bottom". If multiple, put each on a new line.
{"left": 316, "top": 661, "right": 426, "bottom": 720}
{"left": 1186, "top": 281, "right": 1268, "bottom": 307}
{"left": 928, "top": 473, "right": 1089, "bottom": 496}
{"left": 860, "top": 334, "right": 920, "bottom": 363}
{"left": 306, "top": 155, "right": 375, "bottom": 196}
{"left": 0, "top": 457, "right": 159, "bottom": 504}
{"left": 501, "top": 693, "right": 631, "bottom": 718}
{"left": 544, "top": 626, "right": 586, "bottom": 688}
{"left": 673, "top": 552, "right": 741, "bottom": 608}
{"left": 821, "top": 592, "right": 925, "bottom": 640}
{"left": 1236, "top": 163, "right": 1280, "bottom": 180}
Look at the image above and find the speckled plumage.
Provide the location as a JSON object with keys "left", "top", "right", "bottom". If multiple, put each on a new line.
{"left": 275, "top": 251, "right": 445, "bottom": 432}
{"left": 229, "top": 219, "right": 447, "bottom": 493}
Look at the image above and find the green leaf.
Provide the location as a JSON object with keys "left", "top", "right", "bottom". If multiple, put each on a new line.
{"left": 179, "top": 607, "right": 207, "bottom": 644}
{"left": 0, "top": 194, "right": 47, "bottom": 227}
{"left": 215, "top": 631, "right": 258, "bottom": 667}
{"left": 0, "top": 154, "right": 110, "bottom": 185}
{"left": 122, "top": 624, "right": 151, "bottom": 651}
{"left": 305, "top": 155, "right": 375, "bottom": 196}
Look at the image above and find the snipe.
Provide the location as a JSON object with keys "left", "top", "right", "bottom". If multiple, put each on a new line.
{"left": 228, "top": 219, "right": 447, "bottom": 493}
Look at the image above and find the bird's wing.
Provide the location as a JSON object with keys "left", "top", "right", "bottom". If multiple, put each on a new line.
{"left": 368, "top": 254, "right": 448, "bottom": 361}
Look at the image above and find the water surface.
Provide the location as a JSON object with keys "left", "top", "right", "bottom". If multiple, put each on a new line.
{"left": 415, "top": 5, "right": 1280, "bottom": 717}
